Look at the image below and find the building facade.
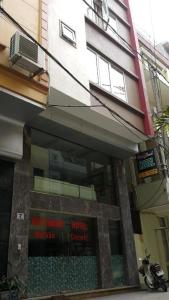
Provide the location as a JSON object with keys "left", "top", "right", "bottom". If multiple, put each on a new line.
{"left": 0, "top": 0, "right": 48, "bottom": 280}
{"left": 0, "top": 0, "right": 153, "bottom": 297}
{"left": 131, "top": 33, "right": 169, "bottom": 281}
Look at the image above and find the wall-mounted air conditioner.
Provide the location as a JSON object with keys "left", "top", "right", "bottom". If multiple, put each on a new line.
{"left": 9, "top": 31, "right": 45, "bottom": 75}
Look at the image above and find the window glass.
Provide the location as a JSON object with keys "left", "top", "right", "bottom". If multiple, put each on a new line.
{"left": 93, "top": 0, "right": 103, "bottom": 27}
{"left": 110, "top": 66, "right": 127, "bottom": 101}
{"left": 87, "top": 49, "right": 98, "bottom": 83}
{"left": 86, "top": 0, "right": 94, "bottom": 19}
{"left": 31, "top": 129, "right": 116, "bottom": 205}
{"left": 60, "top": 22, "right": 76, "bottom": 46}
{"left": 28, "top": 211, "right": 99, "bottom": 295}
{"left": 98, "top": 57, "right": 111, "bottom": 91}
{"left": 107, "top": 15, "right": 118, "bottom": 41}
{"left": 29, "top": 211, "right": 97, "bottom": 257}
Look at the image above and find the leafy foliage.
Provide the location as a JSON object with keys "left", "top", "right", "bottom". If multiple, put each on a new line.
{"left": 155, "top": 106, "right": 169, "bottom": 133}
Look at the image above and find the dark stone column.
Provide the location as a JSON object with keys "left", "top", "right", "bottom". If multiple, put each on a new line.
{"left": 97, "top": 217, "right": 113, "bottom": 289}
{"left": 114, "top": 159, "right": 139, "bottom": 286}
{"left": 8, "top": 126, "right": 31, "bottom": 285}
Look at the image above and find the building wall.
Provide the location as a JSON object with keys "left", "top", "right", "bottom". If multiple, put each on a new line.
{"left": 140, "top": 213, "right": 168, "bottom": 277}
{"left": 0, "top": 0, "right": 48, "bottom": 105}
{"left": 48, "top": 0, "right": 152, "bottom": 138}
{"left": 48, "top": 0, "right": 90, "bottom": 106}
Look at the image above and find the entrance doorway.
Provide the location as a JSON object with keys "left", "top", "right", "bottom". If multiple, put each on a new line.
{"left": 0, "top": 159, "right": 14, "bottom": 276}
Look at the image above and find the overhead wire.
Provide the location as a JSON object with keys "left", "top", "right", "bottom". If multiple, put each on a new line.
{"left": 1, "top": 3, "right": 168, "bottom": 206}
{"left": 82, "top": 0, "right": 169, "bottom": 88}
{"left": 0, "top": 5, "right": 146, "bottom": 142}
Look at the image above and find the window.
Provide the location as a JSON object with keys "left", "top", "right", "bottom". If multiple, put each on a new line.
{"left": 87, "top": 49, "right": 127, "bottom": 101}
{"left": 106, "top": 15, "right": 118, "bottom": 41}
{"left": 87, "top": 49, "right": 98, "bottom": 83}
{"left": 86, "top": 0, "right": 105, "bottom": 28}
{"left": 98, "top": 57, "right": 111, "bottom": 91}
{"left": 60, "top": 21, "right": 76, "bottom": 46}
{"left": 93, "top": 0, "right": 104, "bottom": 27}
{"left": 110, "top": 66, "right": 127, "bottom": 101}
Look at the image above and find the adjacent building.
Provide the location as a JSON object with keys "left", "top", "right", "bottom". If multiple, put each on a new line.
{"left": 0, "top": 0, "right": 48, "bottom": 280}
{"left": 131, "top": 32, "right": 169, "bottom": 281}
{"left": 0, "top": 0, "right": 153, "bottom": 297}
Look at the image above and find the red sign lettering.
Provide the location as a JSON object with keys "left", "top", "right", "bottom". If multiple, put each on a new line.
{"left": 71, "top": 221, "right": 88, "bottom": 231}
{"left": 31, "top": 217, "right": 65, "bottom": 228}
{"left": 33, "top": 231, "right": 56, "bottom": 239}
{"left": 71, "top": 233, "right": 88, "bottom": 241}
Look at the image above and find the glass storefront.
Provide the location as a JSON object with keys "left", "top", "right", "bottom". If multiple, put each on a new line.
{"left": 31, "top": 129, "right": 117, "bottom": 205}
{"left": 109, "top": 221, "right": 126, "bottom": 286}
{"left": 28, "top": 210, "right": 98, "bottom": 296}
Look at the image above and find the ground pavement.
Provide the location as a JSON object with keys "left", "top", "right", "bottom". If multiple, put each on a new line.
{"left": 89, "top": 290, "right": 169, "bottom": 300}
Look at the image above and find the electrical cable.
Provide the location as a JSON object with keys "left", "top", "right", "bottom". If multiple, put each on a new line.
{"left": 49, "top": 104, "right": 103, "bottom": 108}
{"left": 82, "top": 0, "right": 169, "bottom": 89}
{"left": 1, "top": 4, "right": 168, "bottom": 207}
{"left": 0, "top": 5, "right": 147, "bottom": 141}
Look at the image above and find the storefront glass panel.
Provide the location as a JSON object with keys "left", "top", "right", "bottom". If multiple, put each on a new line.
{"left": 31, "top": 129, "right": 118, "bottom": 205}
{"left": 28, "top": 210, "right": 98, "bottom": 296}
{"left": 109, "top": 220, "right": 126, "bottom": 286}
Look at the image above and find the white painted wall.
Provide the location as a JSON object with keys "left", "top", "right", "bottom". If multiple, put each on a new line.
{"left": 47, "top": 0, "right": 144, "bottom": 150}
{"left": 48, "top": 0, "right": 90, "bottom": 106}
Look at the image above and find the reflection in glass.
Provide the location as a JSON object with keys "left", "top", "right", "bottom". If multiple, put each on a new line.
{"left": 87, "top": 49, "right": 98, "bottom": 83}
{"left": 28, "top": 211, "right": 98, "bottom": 295}
{"left": 106, "top": 15, "right": 118, "bottom": 41}
{"left": 99, "top": 57, "right": 111, "bottom": 91}
{"left": 110, "top": 67, "right": 127, "bottom": 101}
{"left": 31, "top": 129, "right": 116, "bottom": 205}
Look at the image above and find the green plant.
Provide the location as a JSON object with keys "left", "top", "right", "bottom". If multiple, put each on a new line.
{"left": 155, "top": 106, "right": 169, "bottom": 133}
{"left": 0, "top": 275, "right": 27, "bottom": 298}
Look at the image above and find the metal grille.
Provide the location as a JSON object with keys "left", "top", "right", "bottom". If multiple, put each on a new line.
{"left": 19, "top": 35, "right": 38, "bottom": 63}
{"left": 10, "top": 34, "right": 16, "bottom": 58}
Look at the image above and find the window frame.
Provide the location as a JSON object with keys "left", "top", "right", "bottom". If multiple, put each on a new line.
{"left": 60, "top": 21, "right": 76, "bottom": 47}
{"left": 106, "top": 13, "right": 119, "bottom": 41}
{"left": 87, "top": 48, "right": 128, "bottom": 102}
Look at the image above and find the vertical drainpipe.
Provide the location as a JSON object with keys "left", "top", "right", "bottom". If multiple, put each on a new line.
{"left": 124, "top": 0, "right": 154, "bottom": 137}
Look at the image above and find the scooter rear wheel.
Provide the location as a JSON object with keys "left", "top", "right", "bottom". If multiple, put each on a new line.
{"left": 160, "top": 280, "right": 167, "bottom": 292}
{"left": 144, "top": 277, "right": 155, "bottom": 290}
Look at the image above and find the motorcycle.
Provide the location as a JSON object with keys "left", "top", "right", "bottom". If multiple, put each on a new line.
{"left": 138, "top": 254, "right": 168, "bottom": 292}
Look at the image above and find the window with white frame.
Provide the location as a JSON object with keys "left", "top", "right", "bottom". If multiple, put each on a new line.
{"left": 99, "top": 57, "right": 111, "bottom": 91}
{"left": 110, "top": 66, "right": 126, "bottom": 101}
{"left": 60, "top": 21, "right": 76, "bottom": 46}
{"left": 87, "top": 48, "right": 127, "bottom": 102}
{"left": 87, "top": 49, "right": 98, "bottom": 83}
{"left": 106, "top": 15, "right": 119, "bottom": 41}
{"left": 86, "top": 0, "right": 109, "bottom": 28}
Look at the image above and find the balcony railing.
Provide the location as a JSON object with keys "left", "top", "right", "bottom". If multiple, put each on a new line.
{"left": 34, "top": 176, "right": 97, "bottom": 201}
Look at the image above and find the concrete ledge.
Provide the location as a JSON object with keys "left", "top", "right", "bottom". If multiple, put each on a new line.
{"left": 27, "top": 285, "right": 140, "bottom": 300}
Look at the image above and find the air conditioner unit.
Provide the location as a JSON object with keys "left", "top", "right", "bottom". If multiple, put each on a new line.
{"left": 9, "top": 31, "right": 45, "bottom": 75}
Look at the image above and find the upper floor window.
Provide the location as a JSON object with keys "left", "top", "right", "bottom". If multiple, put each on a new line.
{"left": 60, "top": 21, "right": 76, "bottom": 47}
{"left": 87, "top": 48, "right": 127, "bottom": 102}
{"left": 106, "top": 15, "right": 119, "bottom": 41}
{"left": 86, "top": 0, "right": 109, "bottom": 29}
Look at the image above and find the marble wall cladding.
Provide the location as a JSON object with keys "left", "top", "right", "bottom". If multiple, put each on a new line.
{"left": 114, "top": 159, "right": 139, "bottom": 286}
{"left": 8, "top": 132, "right": 138, "bottom": 296}
{"left": 8, "top": 127, "right": 32, "bottom": 284}
{"left": 28, "top": 256, "right": 98, "bottom": 297}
